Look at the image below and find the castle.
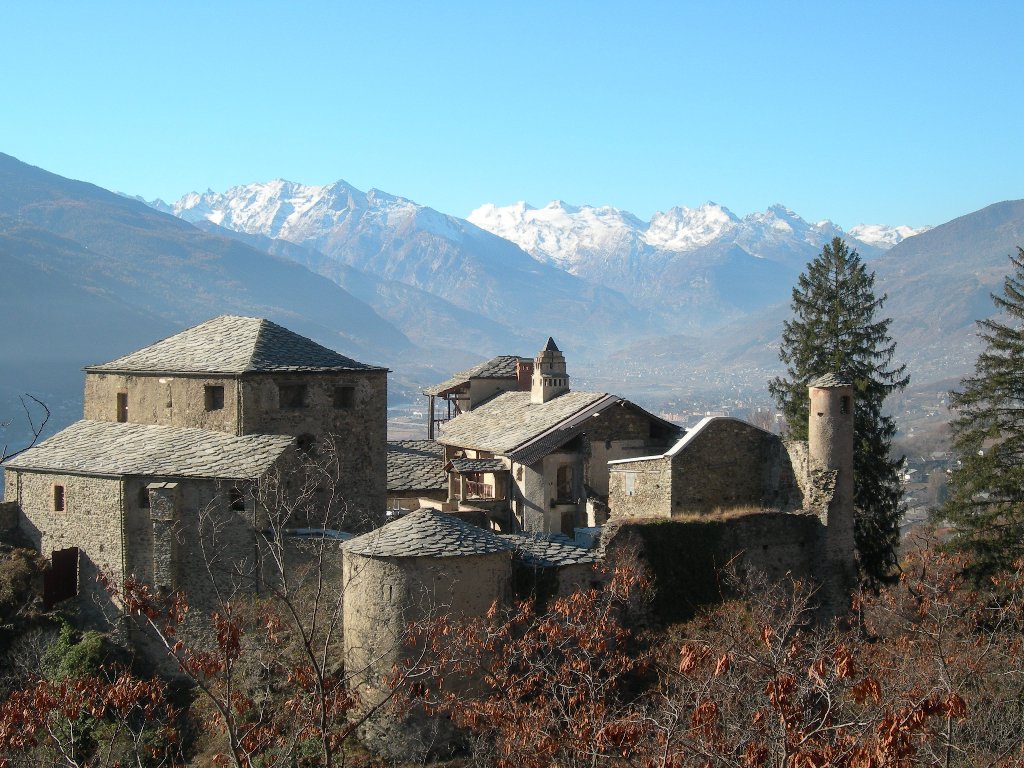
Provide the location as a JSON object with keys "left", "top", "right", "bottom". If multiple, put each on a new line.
{"left": 2, "top": 317, "right": 856, "bottom": 755}
{"left": 2, "top": 315, "right": 387, "bottom": 618}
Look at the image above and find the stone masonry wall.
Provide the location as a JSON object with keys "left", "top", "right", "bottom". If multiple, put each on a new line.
{"left": 603, "top": 513, "right": 823, "bottom": 623}
{"left": 583, "top": 403, "right": 677, "bottom": 496}
{"left": 670, "top": 419, "right": 801, "bottom": 515}
{"left": 608, "top": 457, "right": 673, "bottom": 519}
{"left": 7, "top": 469, "right": 126, "bottom": 624}
{"left": 84, "top": 373, "right": 241, "bottom": 433}
{"left": 241, "top": 371, "right": 387, "bottom": 522}
{"left": 343, "top": 551, "right": 511, "bottom": 759}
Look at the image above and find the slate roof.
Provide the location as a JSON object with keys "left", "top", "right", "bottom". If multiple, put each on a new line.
{"left": 810, "top": 373, "right": 853, "bottom": 388}
{"left": 86, "top": 315, "right": 381, "bottom": 375}
{"left": 508, "top": 533, "right": 599, "bottom": 568}
{"left": 343, "top": 508, "right": 514, "bottom": 558}
{"left": 423, "top": 355, "right": 528, "bottom": 396}
{"left": 4, "top": 420, "right": 293, "bottom": 479}
{"left": 387, "top": 440, "right": 447, "bottom": 492}
{"left": 448, "top": 458, "right": 508, "bottom": 474}
{"left": 436, "top": 390, "right": 612, "bottom": 457}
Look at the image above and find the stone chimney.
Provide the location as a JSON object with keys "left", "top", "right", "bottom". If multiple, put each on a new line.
{"left": 808, "top": 373, "right": 856, "bottom": 617}
{"left": 531, "top": 337, "right": 569, "bottom": 404}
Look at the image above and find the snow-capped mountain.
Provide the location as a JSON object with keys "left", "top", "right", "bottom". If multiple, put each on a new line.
{"left": 848, "top": 223, "right": 931, "bottom": 248}
{"left": 168, "top": 180, "right": 651, "bottom": 352}
{"left": 467, "top": 199, "right": 905, "bottom": 276}
{"left": 165, "top": 179, "right": 931, "bottom": 338}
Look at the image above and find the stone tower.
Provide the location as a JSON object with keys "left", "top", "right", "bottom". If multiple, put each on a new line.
{"left": 342, "top": 509, "right": 513, "bottom": 759}
{"left": 531, "top": 337, "right": 569, "bottom": 404}
{"left": 808, "top": 373, "right": 857, "bottom": 617}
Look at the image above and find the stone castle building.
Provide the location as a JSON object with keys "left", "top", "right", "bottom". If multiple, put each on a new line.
{"left": 429, "top": 338, "right": 679, "bottom": 535}
{"left": 3, "top": 315, "right": 387, "bottom": 616}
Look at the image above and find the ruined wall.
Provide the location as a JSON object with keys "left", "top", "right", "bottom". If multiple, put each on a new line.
{"left": 603, "top": 513, "right": 822, "bottom": 623}
{"left": 669, "top": 419, "right": 801, "bottom": 515}
{"left": 240, "top": 371, "right": 387, "bottom": 521}
{"left": 84, "top": 373, "right": 240, "bottom": 433}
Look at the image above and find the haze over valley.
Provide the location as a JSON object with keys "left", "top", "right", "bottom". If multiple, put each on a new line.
{"left": 3, "top": 152, "right": 1022, "bottom": 456}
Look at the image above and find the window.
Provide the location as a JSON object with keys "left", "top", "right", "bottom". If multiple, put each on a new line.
{"left": 333, "top": 385, "right": 355, "bottom": 409}
{"left": 229, "top": 488, "right": 246, "bottom": 512}
{"left": 116, "top": 392, "right": 128, "bottom": 423}
{"left": 279, "top": 383, "right": 307, "bottom": 409}
{"left": 556, "top": 464, "right": 573, "bottom": 501}
{"left": 205, "top": 385, "right": 225, "bottom": 411}
{"left": 840, "top": 395, "right": 851, "bottom": 415}
{"left": 53, "top": 485, "right": 65, "bottom": 512}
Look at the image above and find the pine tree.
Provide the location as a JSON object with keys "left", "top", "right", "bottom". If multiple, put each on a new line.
{"left": 769, "top": 237, "right": 909, "bottom": 584}
{"left": 944, "top": 247, "right": 1024, "bottom": 574}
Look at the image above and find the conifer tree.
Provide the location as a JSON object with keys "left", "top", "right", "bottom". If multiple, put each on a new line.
{"left": 769, "top": 237, "right": 909, "bottom": 584}
{"left": 944, "top": 247, "right": 1024, "bottom": 574}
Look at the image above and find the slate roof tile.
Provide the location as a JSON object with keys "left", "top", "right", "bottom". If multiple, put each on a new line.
{"left": 387, "top": 440, "right": 447, "bottom": 492}
{"left": 507, "top": 533, "right": 600, "bottom": 568}
{"left": 4, "top": 420, "right": 293, "bottom": 479}
{"left": 423, "top": 355, "right": 528, "bottom": 396}
{"left": 437, "top": 391, "right": 610, "bottom": 456}
{"left": 86, "top": 315, "right": 381, "bottom": 375}
{"left": 343, "top": 508, "right": 514, "bottom": 558}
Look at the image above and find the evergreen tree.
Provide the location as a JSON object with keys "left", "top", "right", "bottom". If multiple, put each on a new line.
{"left": 944, "top": 247, "right": 1024, "bottom": 574}
{"left": 769, "top": 237, "right": 909, "bottom": 584}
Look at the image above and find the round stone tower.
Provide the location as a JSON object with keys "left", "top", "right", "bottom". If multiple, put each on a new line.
{"left": 342, "top": 509, "right": 513, "bottom": 759}
{"left": 808, "top": 373, "right": 856, "bottom": 617}
{"left": 531, "top": 337, "right": 570, "bottom": 404}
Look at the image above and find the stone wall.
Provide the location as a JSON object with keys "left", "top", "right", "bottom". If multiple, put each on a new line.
{"left": 603, "top": 513, "right": 823, "bottom": 623}
{"left": 669, "top": 419, "right": 801, "bottom": 515}
{"left": 343, "top": 550, "right": 512, "bottom": 760}
{"left": 608, "top": 456, "right": 673, "bottom": 518}
{"left": 609, "top": 418, "right": 803, "bottom": 520}
{"left": 84, "top": 372, "right": 241, "bottom": 433}
{"left": 6, "top": 469, "right": 126, "bottom": 624}
{"left": 583, "top": 403, "right": 678, "bottom": 496}
{"left": 240, "top": 371, "right": 388, "bottom": 521}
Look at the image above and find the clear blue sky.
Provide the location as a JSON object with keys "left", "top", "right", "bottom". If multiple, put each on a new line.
{"left": 1, "top": 1, "right": 1020, "bottom": 228}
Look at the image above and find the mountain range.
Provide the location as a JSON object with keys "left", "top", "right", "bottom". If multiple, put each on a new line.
{"left": 0, "top": 150, "right": 1021, "bottom": 453}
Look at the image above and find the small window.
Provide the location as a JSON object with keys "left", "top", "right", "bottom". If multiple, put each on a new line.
{"left": 333, "top": 385, "right": 355, "bottom": 409}
{"left": 53, "top": 485, "right": 65, "bottom": 512}
{"left": 229, "top": 488, "right": 246, "bottom": 512}
{"left": 205, "top": 385, "right": 225, "bottom": 411}
{"left": 279, "top": 384, "right": 307, "bottom": 409}
{"left": 116, "top": 392, "right": 128, "bottom": 423}
{"left": 139, "top": 486, "right": 150, "bottom": 509}
{"left": 840, "top": 396, "right": 851, "bottom": 415}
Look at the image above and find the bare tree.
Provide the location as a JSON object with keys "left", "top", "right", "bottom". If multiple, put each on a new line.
{"left": 0, "top": 395, "right": 49, "bottom": 464}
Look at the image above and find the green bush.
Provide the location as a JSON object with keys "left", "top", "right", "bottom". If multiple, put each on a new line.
{"left": 42, "top": 620, "right": 116, "bottom": 680}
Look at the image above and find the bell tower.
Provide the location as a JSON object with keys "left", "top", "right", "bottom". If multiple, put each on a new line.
{"left": 531, "top": 337, "right": 569, "bottom": 404}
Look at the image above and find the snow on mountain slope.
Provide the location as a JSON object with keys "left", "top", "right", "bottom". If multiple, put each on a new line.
{"left": 848, "top": 223, "right": 931, "bottom": 248}
{"left": 468, "top": 199, "right": 889, "bottom": 268}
